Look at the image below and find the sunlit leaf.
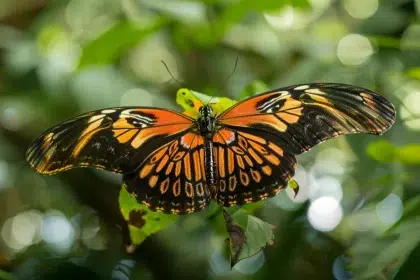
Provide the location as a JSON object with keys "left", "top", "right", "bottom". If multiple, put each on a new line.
{"left": 288, "top": 178, "right": 300, "bottom": 198}
{"left": 406, "top": 67, "right": 420, "bottom": 80}
{"left": 366, "top": 140, "right": 397, "bottom": 162}
{"left": 176, "top": 0, "right": 309, "bottom": 46}
{"left": 119, "top": 186, "right": 178, "bottom": 246}
{"left": 367, "top": 141, "right": 420, "bottom": 165}
{"left": 78, "top": 19, "right": 167, "bottom": 69}
{"left": 176, "top": 88, "right": 237, "bottom": 118}
{"left": 397, "top": 144, "right": 420, "bottom": 165}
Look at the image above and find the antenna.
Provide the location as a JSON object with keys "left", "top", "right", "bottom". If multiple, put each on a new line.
{"left": 226, "top": 56, "right": 239, "bottom": 82}
{"left": 206, "top": 57, "right": 239, "bottom": 106}
{"left": 161, "top": 60, "right": 183, "bottom": 87}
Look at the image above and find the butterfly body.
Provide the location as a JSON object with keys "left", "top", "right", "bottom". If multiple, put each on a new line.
{"left": 197, "top": 105, "right": 218, "bottom": 197}
{"left": 26, "top": 83, "right": 396, "bottom": 214}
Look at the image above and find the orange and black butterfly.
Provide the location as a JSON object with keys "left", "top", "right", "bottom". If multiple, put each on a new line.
{"left": 26, "top": 83, "right": 396, "bottom": 214}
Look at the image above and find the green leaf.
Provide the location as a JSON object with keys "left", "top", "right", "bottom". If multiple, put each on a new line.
{"left": 176, "top": 88, "right": 237, "bottom": 118}
{"left": 119, "top": 186, "right": 178, "bottom": 246}
{"left": 348, "top": 198, "right": 420, "bottom": 279}
{"left": 0, "top": 269, "right": 12, "bottom": 280}
{"left": 367, "top": 141, "right": 420, "bottom": 165}
{"left": 220, "top": 0, "right": 309, "bottom": 24}
{"left": 348, "top": 220, "right": 420, "bottom": 279}
{"left": 406, "top": 67, "right": 420, "bottom": 80}
{"left": 178, "top": 0, "right": 309, "bottom": 46}
{"left": 389, "top": 196, "right": 420, "bottom": 231}
{"left": 78, "top": 19, "right": 167, "bottom": 69}
{"left": 397, "top": 144, "right": 420, "bottom": 165}
{"left": 366, "top": 140, "right": 397, "bottom": 162}
{"left": 223, "top": 209, "right": 274, "bottom": 267}
{"left": 288, "top": 178, "right": 300, "bottom": 198}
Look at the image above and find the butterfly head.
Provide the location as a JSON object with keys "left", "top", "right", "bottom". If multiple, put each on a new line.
{"left": 198, "top": 105, "right": 215, "bottom": 137}
{"left": 199, "top": 104, "right": 213, "bottom": 117}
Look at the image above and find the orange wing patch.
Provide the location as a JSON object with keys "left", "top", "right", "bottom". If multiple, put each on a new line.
{"left": 214, "top": 128, "right": 292, "bottom": 207}
{"left": 128, "top": 132, "right": 210, "bottom": 214}
{"left": 180, "top": 132, "right": 204, "bottom": 149}
{"left": 218, "top": 90, "right": 304, "bottom": 133}
{"left": 213, "top": 129, "right": 236, "bottom": 144}
{"left": 112, "top": 109, "right": 193, "bottom": 149}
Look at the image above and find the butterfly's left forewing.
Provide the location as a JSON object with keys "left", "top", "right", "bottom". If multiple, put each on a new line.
{"left": 26, "top": 107, "right": 195, "bottom": 174}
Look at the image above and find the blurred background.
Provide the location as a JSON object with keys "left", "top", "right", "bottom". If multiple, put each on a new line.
{"left": 1, "top": 0, "right": 420, "bottom": 279}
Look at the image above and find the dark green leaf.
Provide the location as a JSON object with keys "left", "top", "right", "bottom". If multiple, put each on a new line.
{"left": 223, "top": 209, "right": 274, "bottom": 267}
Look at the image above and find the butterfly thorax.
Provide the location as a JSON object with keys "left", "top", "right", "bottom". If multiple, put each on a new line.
{"left": 197, "top": 105, "right": 218, "bottom": 197}
{"left": 197, "top": 105, "right": 215, "bottom": 139}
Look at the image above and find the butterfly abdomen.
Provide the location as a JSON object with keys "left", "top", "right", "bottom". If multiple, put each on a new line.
{"left": 204, "top": 139, "right": 217, "bottom": 197}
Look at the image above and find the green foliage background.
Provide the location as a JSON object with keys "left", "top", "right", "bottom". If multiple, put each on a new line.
{"left": 0, "top": 0, "right": 420, "bottom": 279}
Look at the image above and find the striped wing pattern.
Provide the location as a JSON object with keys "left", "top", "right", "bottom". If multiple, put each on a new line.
{"left": 26, "top": 83, "right": 396, "bottom": 214}
{"left": 218, "top": 83, "right": 395, "bottom": 154}
{"left": 123, "top": 132, "right": 211, "bottom": 214}
{"left": 26, "top": 107, "right": 194, "bottom": 174}
{"left": 212, "top": 128, "right": 296, "bottom": 207}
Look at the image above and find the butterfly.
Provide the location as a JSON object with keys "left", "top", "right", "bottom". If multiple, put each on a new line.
{"left": 26, "top": 83, "right": 396, "bottom": 214}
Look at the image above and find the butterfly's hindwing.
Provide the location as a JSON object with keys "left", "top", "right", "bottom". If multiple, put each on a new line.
{"left": 123, "top": 132, "right": 211, "bottom": 214}
{"left": 25, "top": 108, "right": 194, "bottom": 174}
{"left": 218, "top": 83, "right": 396, "bottom": 154}
{"left": 212, "top": 128, "right": 297, "bottom": 207}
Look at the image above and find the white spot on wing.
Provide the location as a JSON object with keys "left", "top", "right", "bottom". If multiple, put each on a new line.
{"left": 305, "top": 88, "right": 326, "bottom": 95}
{"left": 224, "top": 132, "right": 235, "bottom": 144}
{"left": 88, "top": 115, "right": 105, "bottom": 122}
{"left": 294, "top": 85, "right": 310, "bottom": 90}
{"left": 101, "top": 109, "right": 116, "bottom": 114}
{"left": 121, "top": 109, "right": 133, "bottom": 116}
{"left": 277, "top": 90, "right": 290, "bottom": 96}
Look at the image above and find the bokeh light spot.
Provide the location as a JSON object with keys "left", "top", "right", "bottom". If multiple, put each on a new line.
{"left": 1, "top": 107, "right": 22, "bottom": 131}
{"left": 308, "top": 196, "right": 343, "bottom": 232}
{"left": 209, "top": 248, "right": 231, "bottom": 276}
{"left": 1, "top": 210, "right": 43, "bottom": 251}
{"left": 120, "top": 88, "right": 153, "bottom": 107}
{"left": 264, "top": 0, "right": 332, "bottom": 30}
{"left": 337, "top": 34, "right": 373, "bottom": 66}
{"left": 375, "top": 193, "right": 403, "bottom": 226}
{"left": 264, "top": 6, "right": 295, "bottom": 30}
{"left": 344, "top": 0, "right": 378, "bottom": 19}
{"left": 309, "top": 176, "right": 343, "bottom": 202}
{"left": 400, "top": 90, "right": 420, "bottom": 131}
{"left": 0, "top": 161, "right": 11, "bottom": 189}
{"left": 234, "top": 251, "right": 265, "bottom": 275}
{"left": 42, "top": 211, "right": 75, "bottom": 253}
